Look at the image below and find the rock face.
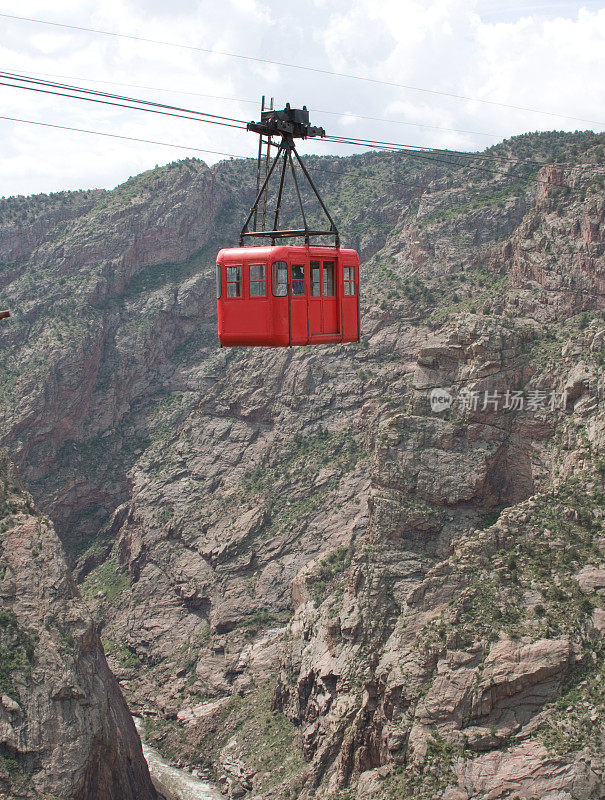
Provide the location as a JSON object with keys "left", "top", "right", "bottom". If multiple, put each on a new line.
{"left": 0, "top": 131, "right": 603, "bottom": 799}
{"left": 0, "top": 451, "right": 158, "bottom": 799}
{"left": 271, "top": 317, "right": 603, "bottom": 799}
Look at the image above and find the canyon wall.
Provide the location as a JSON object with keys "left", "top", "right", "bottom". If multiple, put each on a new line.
{"left": 0, "top": 132, "right": 603, "bottom": 799}
{"left": 0, "top": 451, "right": 158, "bottom": 799}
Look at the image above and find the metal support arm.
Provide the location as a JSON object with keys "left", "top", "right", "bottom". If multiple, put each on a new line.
{"left": 240, "top": 107, "right": 340, "bottom": 248}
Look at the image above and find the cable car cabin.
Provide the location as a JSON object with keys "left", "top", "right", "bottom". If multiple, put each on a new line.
{"left": 216, "top": 245, "right": 359, "bottom": 347}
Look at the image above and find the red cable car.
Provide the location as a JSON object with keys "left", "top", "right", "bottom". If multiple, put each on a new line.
{"left": 216, "top": 102, "right": 360, "bottom": 347}
{"left": 217, "top": 244, "right": 359, "bottom": 346}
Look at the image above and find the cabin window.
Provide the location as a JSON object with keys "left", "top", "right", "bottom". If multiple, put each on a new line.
{"left": 310, "top": 261, "right": 320, "bottom": 296}
{"left": 292, "top": 264, "right": 305, "bottom": 296}
{"left": 216, "top": 264, "right": 221, "bottom": 298}
{"left": 323, "top": 261, "right": 335, "bottom": 296}
{"left": 272, "top": 261, "right": 288, "bottom": 296}
{"left": 226, "top": 265, "right": 242, "bottom": 297}
{"left": 344, "top": 266, "right": 356, "bottom": 295}
{"left": 249, "top": 264, "right": 266, "bottom": 297}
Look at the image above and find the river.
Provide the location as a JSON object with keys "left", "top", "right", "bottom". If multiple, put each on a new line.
{"left": 134, "top": 717, "right": 223, "bottom": 800}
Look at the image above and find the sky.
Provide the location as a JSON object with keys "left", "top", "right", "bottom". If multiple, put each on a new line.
{"left": 0, "top": 0, "right": 604, "bottom": 197}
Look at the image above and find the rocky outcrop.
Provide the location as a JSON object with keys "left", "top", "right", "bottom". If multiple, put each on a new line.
{"left": 511, "top": 163, "right": 605, "bottom": 313}
{"left": 0, "top": 451, "right": 158, "bottom": 799}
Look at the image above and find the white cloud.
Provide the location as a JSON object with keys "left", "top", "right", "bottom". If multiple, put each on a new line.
{"left": 0, "top": 0, "right": 603, "bottom": 197}
{"left": 338, "top": 113, "right": 359, "bottom": 127}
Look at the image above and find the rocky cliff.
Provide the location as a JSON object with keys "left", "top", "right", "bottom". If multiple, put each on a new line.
{"left": 0, "top": 451, "right": 158, "bottom": 799}
{"left": 0, "top": 132, "right": 603, "bottom": 800}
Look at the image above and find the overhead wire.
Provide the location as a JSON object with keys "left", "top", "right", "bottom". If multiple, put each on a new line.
{"left": 0, "top": 114, "right": 250, "bottom": 159}
{"left": 0, "top": 66, "right": 502, "bottom": 139}
{"left": 3, "top": 72, "right": 502, "bottom": 173}
{"left": 0, "top": 71, "right": 598, "bottom": 194}
{"left": 2, "top": 68, "right": 263, "bottom": 107}
{"left": 0, "top": 71, "right": 248, "bottom": 130}
{"left": 3, "top": 70, "right": 602, "bottom": 178}
{"left": 0, "top": 75, "right": 601, "bottom": 193}
{"left": 1, "top": 11, "right": 604, "bottom": 128}
{"left": 0, "top": 71, "right": 246, "bottom": 123}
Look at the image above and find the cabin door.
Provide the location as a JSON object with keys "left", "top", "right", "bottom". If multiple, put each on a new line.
{"left": 309, "top": 259, "right": 339, "bottom": 337}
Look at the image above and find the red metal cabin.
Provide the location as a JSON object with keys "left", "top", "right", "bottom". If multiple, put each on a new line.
{"left": 216, "top": 244, "right": 359, "bottom": 347}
